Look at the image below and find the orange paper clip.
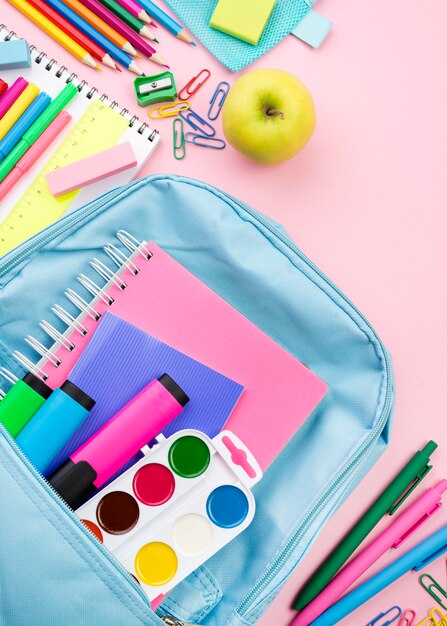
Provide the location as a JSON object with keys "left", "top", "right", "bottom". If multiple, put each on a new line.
{"left": 178, "top": 69, "right": 211, "bottom": 101}
{"left": 148, "top": 101, "right": 191, "bottom": 119}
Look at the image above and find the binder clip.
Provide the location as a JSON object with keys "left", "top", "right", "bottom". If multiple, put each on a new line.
{"left": 185, "top": 133, "right": 226, "bottom": 150}
{"left": 173, "top": 118, "right": 185, "bottom": 160}
{"left": 179, "top": 109, "right": 215, "bottom": 137}
{"left": 208, "top": 81, "right": 230, "bottom": 120}
{"left": 398, "top": 609, "right": 416, "bottom": 625}
{"left": 134, "top": 71, "right": 177, "bottom": 107}
{"left": 178, "top": 69, "right": 211, "bottom": 101}
{"left": 420, "top": 574, "right": 447, "bottom": 610}
{"left": 366, "top": 606, "right": 402, "bottom": 626}
{"left": 148, "top": 101, "right": 190, "bottom": 119}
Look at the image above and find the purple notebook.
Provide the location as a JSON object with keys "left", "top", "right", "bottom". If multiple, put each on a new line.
{"left": 47, "top": 312, "right": 244, "bottom": 475}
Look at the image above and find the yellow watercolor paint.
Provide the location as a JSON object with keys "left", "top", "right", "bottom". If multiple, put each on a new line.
{"left": 134, "top": 542, "right": 178, "bottom": 586}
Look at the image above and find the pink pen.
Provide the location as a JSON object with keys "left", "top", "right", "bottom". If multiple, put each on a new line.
{"left": 49, "top": 374, "right": 189, "bottom": 509}
{"left": 0, "top": 77, "right": 28, "bottom": 119}
{"left": 0, "top": 111, "right": 71, "bottom": 202}
{"left": 292, "top": 480, "right": 447, "bottom": 626}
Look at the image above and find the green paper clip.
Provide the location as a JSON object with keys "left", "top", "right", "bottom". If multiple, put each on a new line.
{"left": 134, "top": 71, "right": 177, "bottom": 107}
{"left": 419, "top": 574, "right": 447, "bottom": 611}
{"left": 173, "top": 117, "right": 185, "bottom": 160}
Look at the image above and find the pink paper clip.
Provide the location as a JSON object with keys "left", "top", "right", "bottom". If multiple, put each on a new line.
{"left": 178, "top": 69, "right": 211, "bottom": 101}
{"left": 398, "top": 609, "right": 416, "bottom": 626}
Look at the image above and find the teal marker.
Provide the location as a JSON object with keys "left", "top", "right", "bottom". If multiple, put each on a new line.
{"left": 0, "top": 82, "right": 78, "bottom": 183}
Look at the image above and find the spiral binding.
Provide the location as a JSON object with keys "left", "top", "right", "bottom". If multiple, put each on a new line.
{"left": 0, "top": 25, "right": 159, "bottom": 142}
{"left": 9, "top": 231, "right": 152, "bottom": 378}
{"left": 0, "top": 368, "right": 19, "bottom": 399}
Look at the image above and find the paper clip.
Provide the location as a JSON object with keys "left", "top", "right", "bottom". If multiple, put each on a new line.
{"left": 179, "top": 109, "right": 215, "bottom": 137}
{"left": 178, "top": 69, "right": 211, "bottom": 101}
{"left": 184, "top": 133, "right": 226, "bottom": 149}
{"left": 398, "top": 609, "right": 417, "bottom": 626}
{"left": 415, "top": 607, "right": 447, "bottom": 625}
{"left": 208, "top": 81, "right": 230, "bottom": 120}
{"left": 420, "top": 574, "right": 447, "bottom": 610}
{"left": 366, "top": 606, "right": 402, "bottom": 626}
{"left": 148, "top": 101, "right": 191, "bottom": 119}
{"left": 173, "top": 118, "right": 185, "bottom": 160}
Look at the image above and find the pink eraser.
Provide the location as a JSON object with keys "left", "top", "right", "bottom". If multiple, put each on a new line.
{"left": 45, "top": 142, "right": 137, "bottom": 197}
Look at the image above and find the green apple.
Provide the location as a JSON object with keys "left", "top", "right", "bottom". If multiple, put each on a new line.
{"left": 222, "top": 69, "right": 316, "bottom": 165}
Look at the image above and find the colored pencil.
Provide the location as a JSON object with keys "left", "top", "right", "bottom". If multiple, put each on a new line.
{"left": 97, "top": 0, "right": 158, "bottom": 41}
{"left": 79, "top": 0, "right": 166, "bottom": 65}
{"left": 43, "top": 0, "right": 144, "bottom": 74}
{"left": 117, "top": 0, "right": 151, "bottom": 25}
{"left": 136, "top": 0, "right": 195, "bottom": 44}
{"left": 62, "top": 0, "right": 137, "bottom": 55}
{"left": 7, "top": 0, "right": 99, "bottom": 68}
{"left": 27, "top": 0, "right": 117, "bottom": 69}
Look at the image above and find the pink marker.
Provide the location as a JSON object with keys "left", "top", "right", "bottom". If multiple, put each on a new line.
{"left": 45, "top": 141, "right": 137, "bottom": 197}
{"left": 0, "top": 77, "right": 28, "bottom": 118}
{"left": 49, "top": 374, "right": 189, "bottom": 508}
{"left": 291, "top": 480, "right": 447, "bottom": 626}
{"left": 0, "top": 111, "right": 71, "bottom": 202}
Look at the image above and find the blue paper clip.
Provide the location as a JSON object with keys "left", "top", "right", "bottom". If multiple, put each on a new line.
{"left": 172, "top": 117, "right": 185, "bottom": 160}
{"left": 420, "top": 574, "right": 447, "bottom": 610}
{"left": 179, "top": 109, "right": 216, "bottom": 137}
{"left": 366, "top": 606, "right": 402, "bottom": 626}
{"left": 397, "top": 609, "right": 416, "bottom": 625}
{"left": 184, "top": 133, "right": 226, "bottom": 149}
{"left": 208, "top": 81, "right": 230, "bottom": 121}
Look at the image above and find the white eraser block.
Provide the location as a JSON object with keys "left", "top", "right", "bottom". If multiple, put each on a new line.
{"left": 45, "top": 142, "right": 138, "bottom": 197}
{"left": 0, "top": 40, "right": 32, "bottom": 70}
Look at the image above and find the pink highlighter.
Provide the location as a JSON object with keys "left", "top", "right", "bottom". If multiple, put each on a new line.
{"left": 49, "top": 374, "right": 189, "bottom": 508}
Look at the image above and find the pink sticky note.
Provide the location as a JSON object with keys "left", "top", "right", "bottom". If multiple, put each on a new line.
{"left": 45, "top": 142, "right": 137, "bottom": 196}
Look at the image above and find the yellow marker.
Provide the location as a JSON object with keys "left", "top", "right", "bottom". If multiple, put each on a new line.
{"left": 7, "top": 0, "right": 98, "bottom": 68}
{"left": 0, "top": 83, "right": 39, "bottom": 141}
{"left": 134, "top": 542, "right": 178, "bottom": 586}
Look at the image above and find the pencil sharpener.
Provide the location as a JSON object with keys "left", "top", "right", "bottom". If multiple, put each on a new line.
{"left": 134, "top": 72, "right": 177, "bottom": 107}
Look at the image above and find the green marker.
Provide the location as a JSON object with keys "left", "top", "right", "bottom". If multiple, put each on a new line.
{"left": 294, "top": 440, "right": 438, "bottom": 611}
{"left": 0, "top": 372, "right": 52, "bottom": 438}
{"left": 0, "top": 82, "right": 78, "bottom": 183}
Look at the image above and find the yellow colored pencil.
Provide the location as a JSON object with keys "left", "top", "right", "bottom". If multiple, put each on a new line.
{"left": 0, "top": 83, "right": 40, "bottom": 141}
{"left": 7, "top": 0, "right": 100, "bottom": 69}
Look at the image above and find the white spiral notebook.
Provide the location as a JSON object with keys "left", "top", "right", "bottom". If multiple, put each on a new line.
{"left": 0, "top": 25, "right": 160, "bottom": 253}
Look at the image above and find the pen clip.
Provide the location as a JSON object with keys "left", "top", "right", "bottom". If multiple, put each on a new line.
{"left": 414, "top": 542, "right": 447, "bottom": 571}
{"left": 393, "top": 502, "right": 443, "bottom": 549}
{"left": 389, "top": 464, "right": 433, "bottom": 515}
{"left": 366, "top": 606, "right": 402, "bottom": 626}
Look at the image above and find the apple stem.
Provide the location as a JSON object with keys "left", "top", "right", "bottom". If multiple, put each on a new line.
{"left": 266, "top": 107, "right": 285, "bottom": 120}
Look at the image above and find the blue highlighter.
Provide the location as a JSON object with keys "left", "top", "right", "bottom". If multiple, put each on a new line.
{"left": 16, "top": 380, "right": 95, "bottom": 476}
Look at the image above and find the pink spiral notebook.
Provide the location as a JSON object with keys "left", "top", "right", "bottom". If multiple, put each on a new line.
{"left": 27, "top": 235, "right": 327, "bottom": 471}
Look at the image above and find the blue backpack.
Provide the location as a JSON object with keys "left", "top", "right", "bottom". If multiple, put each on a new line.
{"left": 0, "top": 175, "right": 394, "bottom": 626}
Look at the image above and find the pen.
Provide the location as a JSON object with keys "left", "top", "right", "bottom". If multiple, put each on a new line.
{"left": 0, "top": 83, "right": 40, "bottom": 141}
{"left": 0, "top": 83, "right": 78, "bottom": 184}
{"left": 294, "top": 441, "right": 438, "bottom": 610}
{"left": 309, "top": 523, "right": 447, "bottom": 626}
{"left": 0, "top": 77, "right": 28, "bottom": 119}
{"left": 0, "top": 111, "right": 72, "bottom": 202}
{"left": 0, "top": 80, "right": 8, "bottom": 98}
{"left": 292, "top": 479, "right": 447, "bottom": 626}
{"left": 0, "top": 92, "right": 51, "bottom": 161}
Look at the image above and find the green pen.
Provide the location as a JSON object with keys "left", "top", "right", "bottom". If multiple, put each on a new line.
{"left": 0, "top": 82, "right": 78, "bottom": 183}
{"left": 294, "top": 440, "right": 438, "bottom": 611}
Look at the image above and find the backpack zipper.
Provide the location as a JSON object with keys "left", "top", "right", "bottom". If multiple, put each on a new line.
{"left": 0, "top": 174, "right": 394, "bottom": 620}
{"left": 160, "top": 617, "right": 197, "bottom": 626}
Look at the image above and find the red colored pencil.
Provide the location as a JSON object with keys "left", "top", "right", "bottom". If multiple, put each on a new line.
{"left": 27, "top": 0, "right": 118, "bottom": 69}
{"left": 0, "top": 80, "right": 9, "bottom": 98}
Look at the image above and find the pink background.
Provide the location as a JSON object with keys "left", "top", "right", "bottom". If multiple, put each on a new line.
{"left": 2, "top": 0, "right": 446, "bottom": 624}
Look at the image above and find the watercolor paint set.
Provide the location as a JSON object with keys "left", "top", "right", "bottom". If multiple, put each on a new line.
{"left": 76, "top": 428, "right": 262, "bottom": 601}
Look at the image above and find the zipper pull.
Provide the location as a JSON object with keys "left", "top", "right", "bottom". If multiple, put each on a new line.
{"left": 160, "top": 616, "right": 198, "bottom": 626}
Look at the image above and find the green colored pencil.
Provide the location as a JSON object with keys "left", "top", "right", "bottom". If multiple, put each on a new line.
{"left": 96, "top": 0, "right": 157, "bottom": 41}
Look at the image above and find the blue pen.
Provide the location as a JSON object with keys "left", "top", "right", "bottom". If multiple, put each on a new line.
{"left": 310, "top": 524, "right": 447, "bottom": 626}
{"left": 0, "top": 92, "right": 51, "bottom": 162}
{"left": 43, "top": 0, "right": 141, "bottom": 73}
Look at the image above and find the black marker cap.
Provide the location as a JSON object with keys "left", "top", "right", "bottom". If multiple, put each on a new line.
{"left": 23, "top": 372, "right": 52, "bottom": 400}
{"left": 158, "top": 373, "right": 189, "bottom": 407}
{"left": 61, "top": 380, "right": 95, "bottom": 412}
{"left": 49, "top": 458, "right": 97, "bottom": 510}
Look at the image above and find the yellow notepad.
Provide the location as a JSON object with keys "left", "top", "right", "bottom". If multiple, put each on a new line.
{"left": 210, "top": 0, "right": 276, "bottom": 45}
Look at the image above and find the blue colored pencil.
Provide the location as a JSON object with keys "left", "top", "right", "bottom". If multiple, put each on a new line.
{"left": 136, "top": 0, "right": 195, "bottom": 44}
{"left": 0, "top": 92, "right": 51, "bottom": 161}
{"left": 42, "top": 0, "right": 144, "bottom": 73}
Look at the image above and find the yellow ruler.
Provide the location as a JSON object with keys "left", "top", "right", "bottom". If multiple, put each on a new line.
{"left": 0, "top": 100, "right": 129, "bottom": 255}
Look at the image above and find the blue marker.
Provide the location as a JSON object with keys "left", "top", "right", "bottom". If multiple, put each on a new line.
{"left": 16, "top": 380, "right": 95, "bottom": 476}
{"left": 310, "top": 524, "right": 447, "bottom": 626}
{"left": 0, "top": 92, "right": 51, "bottom": 161}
